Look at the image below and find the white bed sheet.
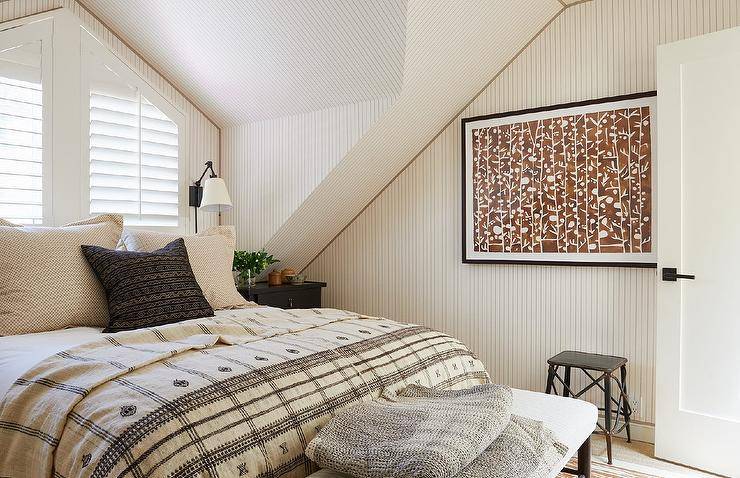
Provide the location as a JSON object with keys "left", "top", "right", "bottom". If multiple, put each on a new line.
{"left": 309, "top": 388, "right": 598, "bottom": 478}
{"left": 0, "top": 326, "right": 104, "bottom": 399}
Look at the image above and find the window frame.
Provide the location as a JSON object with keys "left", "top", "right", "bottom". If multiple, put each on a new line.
{"left": 0, "top": 9, "right": 194, "bottom": 229}
{"left": 0, "top": 18, "right": 53, "bottom": 224}
{"left": 80, "top": 29, "right": 187, "bottom": 232}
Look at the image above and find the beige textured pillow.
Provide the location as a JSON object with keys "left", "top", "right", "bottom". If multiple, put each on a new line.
{"left": 0, "top": 214, "right": 123, "bottom": 335}
{"left": 120, "top": 226, "right": 250, "bottom": 310}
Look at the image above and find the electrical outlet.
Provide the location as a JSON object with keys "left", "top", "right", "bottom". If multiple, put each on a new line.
{"left": 630, "top": 396, "right": 641, "bottom": 414}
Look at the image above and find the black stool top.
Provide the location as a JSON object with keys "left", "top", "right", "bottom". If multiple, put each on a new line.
{"left": 547, "top": 350, "right": 627, "bottom": 373}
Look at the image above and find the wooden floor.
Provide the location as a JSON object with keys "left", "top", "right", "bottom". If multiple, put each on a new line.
{"left": 558, "top": 436, "right": 720, "bottom": 478}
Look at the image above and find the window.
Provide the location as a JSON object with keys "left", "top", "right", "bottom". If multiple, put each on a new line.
{"left": 0, "top": 41, "right": 43, "bottom": 225}
{"left": 85, "top": 37, "right": 183, "bottom": 228}
{"left": 0, "top": 13, "right": 185, "bottom": 227}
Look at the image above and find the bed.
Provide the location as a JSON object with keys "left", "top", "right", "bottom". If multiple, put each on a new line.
{"left": 0, "top": 306, "right": 490, "bottom": 477}
{"left": 0, "top": 306, "right": 596, "bottom": 478}
{"left": 0, "top": 214, "right": 596, "bottom": 478}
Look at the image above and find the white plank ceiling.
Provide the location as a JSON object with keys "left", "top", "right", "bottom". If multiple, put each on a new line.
{"left": 79, "top": 0, "right": 408, "bottom": 125}
{"left": 78, "top": 0, "right": 570, "bottom": 269}
{"left": 264, "top": 0, "right": 566, "bottom": 271}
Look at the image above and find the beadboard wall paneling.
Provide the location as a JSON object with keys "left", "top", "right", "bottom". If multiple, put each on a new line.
{"left": 0, "top": 0, "right": 220, "bottom": 233}
{"left": 265, "top": 0, "right": 564, "bottom": 272}
{"left": 78, "top": 0, "right": 408, "bottom": 124}
{"left": 222, "top": 97, "right": 395, "bottom": 250}
{"left": 306, "top": 0, "right": 740, "bottom": 426}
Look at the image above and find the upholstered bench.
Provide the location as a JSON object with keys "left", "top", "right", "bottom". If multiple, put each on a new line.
{"left": 305, "top": 388, "right": 597, "bottom": 478}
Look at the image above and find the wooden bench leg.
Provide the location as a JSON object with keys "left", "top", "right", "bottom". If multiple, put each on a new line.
{"left": 561, "top": 436, "right": 591, "bottom": 478}
{"left": 577, "top": 436, "right": 591, "bottom": 478}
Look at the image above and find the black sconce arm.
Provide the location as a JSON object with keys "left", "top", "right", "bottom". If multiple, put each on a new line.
{"left": 193, "top": 160, "right": 217, "bottom": 188}
{"left": 189, "top": 161, "right": 217, "bottom": 210}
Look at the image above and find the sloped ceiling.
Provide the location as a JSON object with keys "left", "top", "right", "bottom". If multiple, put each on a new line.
{"left": 79, "top": 0, "right": 572, "bottom": 272}
{"left": 264, "top": 0, "right": 567, "bottom": 272}
{"left": 79, "top": 0, "right": 408, "bottom": 125}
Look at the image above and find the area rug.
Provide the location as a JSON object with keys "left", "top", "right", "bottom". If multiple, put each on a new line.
{"left": 558, "top": 458, "right": 661, "bottom": 478}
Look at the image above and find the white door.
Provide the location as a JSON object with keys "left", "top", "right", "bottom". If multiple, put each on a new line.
{"left": 656, "top": 27, "right": 740, "bottom": 477}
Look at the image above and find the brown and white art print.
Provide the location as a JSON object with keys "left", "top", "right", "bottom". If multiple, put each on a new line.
{"left": 462, "top": 93, "right": 656, "bottom": 266}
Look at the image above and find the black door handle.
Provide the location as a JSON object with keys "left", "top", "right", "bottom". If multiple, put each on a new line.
{"left": 662, "top": 267, "right": 696, "bottom": 281}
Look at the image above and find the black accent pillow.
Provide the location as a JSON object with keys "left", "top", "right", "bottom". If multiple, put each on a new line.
{"left": 81, "top": 238, "right": 214, "bottom": 332}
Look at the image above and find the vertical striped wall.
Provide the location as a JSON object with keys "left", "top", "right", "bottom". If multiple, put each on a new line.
{"left": 0, "top": 0, "right": 221, "bottom": 232}
{"left": 222, "top": 97, "right": 395, "bottom": 249}
{"left": 306, "top": 0, "right": 740, "bottom": 425}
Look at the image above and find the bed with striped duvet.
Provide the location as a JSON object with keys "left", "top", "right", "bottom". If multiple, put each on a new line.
{"left": 0, "top": 307, "right": 488, "bottom": 478}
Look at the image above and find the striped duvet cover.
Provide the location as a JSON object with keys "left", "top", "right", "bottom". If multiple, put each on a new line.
{"left": 0, "top": 307, "right": 488, "bottom": 478}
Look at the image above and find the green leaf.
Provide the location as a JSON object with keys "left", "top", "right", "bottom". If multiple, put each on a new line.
{"left": 232, "top": 249, "right": 279, "bottom": 275}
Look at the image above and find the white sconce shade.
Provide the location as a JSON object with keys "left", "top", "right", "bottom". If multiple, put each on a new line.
{"left": 200, "top": 177, "right": 232, "bottom": 212}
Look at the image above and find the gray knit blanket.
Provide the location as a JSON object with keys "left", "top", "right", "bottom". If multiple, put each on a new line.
{"left": 304, "top": 384, "right": 567, "bottom": 478}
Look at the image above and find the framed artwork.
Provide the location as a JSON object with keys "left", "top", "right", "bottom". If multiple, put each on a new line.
{"left": 461, "top": 92, "right": 657, "bottom": 267}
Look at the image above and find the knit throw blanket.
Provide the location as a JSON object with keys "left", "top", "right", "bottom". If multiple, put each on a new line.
{"left": 305, "top": 384, "right": 567, "bottom": 478}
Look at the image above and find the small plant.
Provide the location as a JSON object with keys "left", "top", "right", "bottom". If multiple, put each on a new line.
{"left": 233, "top": 249, "right": 278, "bottom": 286}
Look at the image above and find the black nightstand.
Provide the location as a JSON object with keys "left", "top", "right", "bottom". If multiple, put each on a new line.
{"left": 238, "top": 281, "right": 327, "bottom": 309}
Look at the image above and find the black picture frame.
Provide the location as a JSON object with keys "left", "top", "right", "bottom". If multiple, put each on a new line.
{"left": 461, "top": 91, "right": 658, "bottom": 268}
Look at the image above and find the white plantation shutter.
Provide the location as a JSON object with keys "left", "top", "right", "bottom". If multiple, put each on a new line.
{"left": 90, "top": 84, "right": 179, "bottom": 226}
{"left": 0, "top": 42, "right": 43, "bottom": 225}
{"left": 89, "top": 79, "right": 180, "bottom": 227}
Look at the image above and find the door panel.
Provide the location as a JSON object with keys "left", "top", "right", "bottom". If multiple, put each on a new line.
{"left": 681, "top": 54, "right": 740, "bottom": 422}
{"left": 657, "top": 27, "right": 740, "bottom": 476}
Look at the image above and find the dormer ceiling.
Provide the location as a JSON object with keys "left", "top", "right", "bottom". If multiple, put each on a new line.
{"left": 80, "top": 0, "right": 408, "bottom": 125}
{"left": 78, "top": 0, "right": 573, "bottom": 270}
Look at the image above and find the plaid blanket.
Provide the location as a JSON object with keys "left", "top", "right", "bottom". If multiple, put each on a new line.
{"left": 0, "top": 307, "right": 489, "bottom": 478}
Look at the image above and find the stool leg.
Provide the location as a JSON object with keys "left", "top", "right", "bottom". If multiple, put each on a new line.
{"left": 620, "top": 365, "right": 631, "bottom": 443}
{"left": 604, "top": 372, "right": 612, "bottom": 465}
{"left": 546, "top": 365, "right": 556, "bottom": 394}
{"left": 563, "top": 366, "right": 571, "bottom": 397}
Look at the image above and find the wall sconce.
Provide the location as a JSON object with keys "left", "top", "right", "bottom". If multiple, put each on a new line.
{"left": 189, "top": 161, "right": 232, "bottom": 232}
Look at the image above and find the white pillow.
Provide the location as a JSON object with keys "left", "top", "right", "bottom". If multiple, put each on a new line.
{"left": 120, "top": 226, "right": 251, "bottom": 310}
{"left": 0, "top": 214, "right": 123, "bottom": 335}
